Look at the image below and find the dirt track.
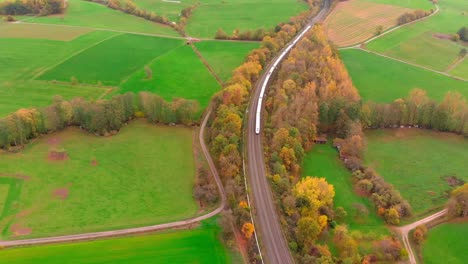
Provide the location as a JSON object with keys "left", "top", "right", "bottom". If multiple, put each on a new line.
{"left": 0, "top": 112, "right": 226, "bottom": 248}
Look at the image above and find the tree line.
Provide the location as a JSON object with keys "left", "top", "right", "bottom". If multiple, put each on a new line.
{"left": 0, "top": 0, "right": 64, "bottom": 16}
{"left": 0, "top": 92, "right": 199, "bottom": 150}
{"left": 397, "top": 9, "right": 432, "bottom": 25}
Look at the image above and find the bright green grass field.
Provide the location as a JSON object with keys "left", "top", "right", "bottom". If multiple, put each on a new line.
{"left": 422, "top": 223, "right": 468, "bottom": 264}
{"left": 340, "top": 49, "right": 468, "bottom": 102}
{"left": 0, "top": 120, "right": 198, "bottom": 239}
{"left": 0, "top": 218, "right": 233, "bottom": 264}
{"left": 0, "top": 31, "right": 119, "bottom": 117}
{"left": 450, "top": 58, "right": 468, "bottom": 79}
{"left": 120, "top": 45, "right": 220, "bottom": 109}
{"left": 365, "top": 0, "right": 433, "bottom": 10}
{"left": 134, "top": 0, "right": 196, "bottom": 22}
{"left": 366, "top": 0, "right": 467, "bottom": 75}
{"left": 302, "top": 144, "right": 388, "bottom": 234}
{"left": 195, "top": 40, "right": 259, "bottom": 82}
{"left": 39, "top": 34, "right": 183, "bottom": 85}
{"left": 27, "top": 0, "right": 178, "bottom": 36}
{"left": 186, "top": 0, "right": 308, "bottom": 38}
{"left": 0, "top": 185, "right": 9, "bottom": 217}
{"left": 364, "top": 129, "right": 468, "bottom": 215}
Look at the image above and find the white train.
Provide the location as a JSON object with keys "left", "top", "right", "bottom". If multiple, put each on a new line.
{"left": 255, "top": 25, "right": 312, "bottom": 135}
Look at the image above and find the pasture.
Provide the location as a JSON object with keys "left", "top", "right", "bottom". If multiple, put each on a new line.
{"left": 340, "top": 49, "right": 468, "bottom": 102}
{"left": 195, "top": 40, "right": 260, "bottom": 82}
{"left": 422, "top": 223, "right": 468, "bottom": 264}
{"left": 133, "top": 0, "right": 196, "bottom": 22}
{"left": 38, "top": 34, "right": 184, "bottom": 85}
{"left": 324, "top": 0, "right": 411, "bottom": 47}
{"left": 0, "top": 218, "right": 234, "bottom": 264}
{"left": 368, "top": 0, "right": 433, "bottom": 9}
{"left": 120, "top": 45, "right": 221, "bottom": 109}
{"left": 0, "top": 120, "right": 198, "bottom": 239}
{"left": 364, "top": 129, "right": 468, "bottom": 215}
{"left": 186, "top": 0, "right": 308, "bottom": 38}
{"left": 366, "top": 0, "right": 467, "bottom": 75}
{"left": 449, "top": 58, "right": 468, "bottom": 79}
{"left": 26, "top": 0, "right": 178, "bottom": 36}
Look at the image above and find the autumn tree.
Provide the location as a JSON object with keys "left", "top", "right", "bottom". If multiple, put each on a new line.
{"left": 241, "top": 222, "right": 254, "bottom": 239}
{"left": 447, "top": 183, "right": 468, "bottom": 218}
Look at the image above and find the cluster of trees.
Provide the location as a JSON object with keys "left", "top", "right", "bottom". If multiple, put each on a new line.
{"left": 175, "top": 4, "right": 198, "bottom": 35}
{"left": 215, "top": 28, "right": 268, "bottom": 41}
{"left": 209, "top": 2, "right": 325, "bottom": 262}
{"left": 193, "top": 166, "right": 219, "bottom": 207}
{"left": 397, "top": 9, "right": 432, "bottom": 25}
{"left": 0, "top": 0, "right": 64, "bottom": 16}
{"left": 456, "top": 26, "right": 468, "bottom": 41}
{"left": 362, "top": 89, "right": 468, "bottom": 136}
{"left": 105, "top": 0, "right": 170, "bottom": 25}
{"left": 0, "top": 92, "right": 199, "bottom": 150}
{"left": 446, "top": 183, "right": 468, "bottom": 218}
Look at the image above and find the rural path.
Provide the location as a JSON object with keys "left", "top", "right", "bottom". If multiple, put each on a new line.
{"left": 0, "top": 112, "right": 226, "bottom": 248}
{"left": 245, "top": 1, "right": 331, "bottom": 263}
{"left": 396, "top": 209, "right": 448, "bottom": 264}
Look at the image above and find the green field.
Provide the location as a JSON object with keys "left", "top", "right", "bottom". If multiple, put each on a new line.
{"left": 366, "top": 0, "right": 467, "bottom": 78}
{"left": 195, "top": 40, "right": 259, "bottom": 81}
{"left": 26, "top": 0, "right": 178, "bottom": 36}
{"left": 340, "top": 49, "right": 468, "bottom": 102}
{"left": 450, "top": 58, "right": 468, "bottom": 79}
{"left": 186, "top": 0, "right": 308, "bottom": 38}
{"left": 366, "top": 0, "right": 433, "bottom": 10}
{"left": 0, "top": 185, "right": 9, "bottom": 218}
{"left": 0, "top": 120, "right": 198, "bottom": 239}
{"left": 364, "top": 129, "right": 468, "bottom": 215}
{"left": 302, "top": 145, "right": 388, "bottom": 233}
{"left": 422, "top": 223, "right": 468, "bottom": 264}
{"left": 120, "top": 45, "right": 220, "bottom": 108}
{"left": 39, "top": 34, "right": 183, "bottom": 85}
{"left": 0, "top": 30, "right": 120, "bottom": 117}
{"left": 134, "top": 0, "right": 196, "bottom": 22}
{"left": 0, "top": 218, "right": 234, "bottom": 264}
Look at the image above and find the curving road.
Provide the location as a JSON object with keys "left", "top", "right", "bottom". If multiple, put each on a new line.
{"left": 397, "top": 209, "right": 447, "bottom": 264}
{"left": 0, "top": 112, "right": 226, "bottom": 248}
{"left": 245, "top": 1, "right": 330, "bottom": 263}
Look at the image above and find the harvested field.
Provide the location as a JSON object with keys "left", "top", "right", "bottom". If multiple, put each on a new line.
{"left": 324, "top": 0, "right": 411, "bottom": 47}
{"left": 0, "top": 23, "right": 93, "bottom": 41}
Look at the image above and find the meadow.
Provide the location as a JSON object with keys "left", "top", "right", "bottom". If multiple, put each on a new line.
{"left": 186, "top": 0, "right": 308, "bottom": 38}
{"left": 39, "top": 34, "right": 184, "bottom": 86}
{"left": 366, "top": 0, "right": 467, "bottom": 77}
{"left": 120, "top": 45, "right": 221, "bottom": 109}
{"left": 195, "top": 40, "right": 260, "bottom": 82}
{"left": 0, "top": 120, "right": 198, "bottom": 239}
{"left": 26, "top": 0, "right": 178, "bottom": 36}
{"left": 422, "top": 223, "right": 468, "bottom": 264}
{"left": 364, "top": 129, "right": 468, "bottom": 216}
{"left": 340, "top": 49, "right": 468, "bottom": 102}
{"left": 133, "top": 0, "right": 196, "bottom": 22}
{"left": 0, "top": 218, "right": 234, "bottom": 264}
{"left": 302, "top": 144, "right": 388, "bottom": 255}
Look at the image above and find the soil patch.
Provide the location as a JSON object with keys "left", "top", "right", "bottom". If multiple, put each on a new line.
{"left": 443, "top": 176, "right": 465, "bottom": 187}
{"left": 53, "top": 183, "right": 72, "bottom": 200}
{"left": 433, "top": 33, "right": 452, "bottom": 40}
{"left": 48, "top": 149, "right": 68, "bottom": 161}
{"left": 90, "top": 159, "right": 98, "bottom": 166}
{"left": 10, "top": 223, "right": 32, "bottom": 237}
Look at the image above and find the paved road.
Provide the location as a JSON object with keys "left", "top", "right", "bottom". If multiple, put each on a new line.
{"left": 397, "top": 209, "right": 448, "bottom": 264}
{"left": 0, "top": 112, "right": 226, "bottom": 247}
{"left": 245, "top": 1, "right": 330, "bottom": 263}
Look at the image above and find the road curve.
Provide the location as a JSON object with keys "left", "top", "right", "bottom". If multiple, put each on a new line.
{"left": 245, "top": 2, "right": 330, "bottom": 263}
{"left": 397, "top": 209, "right": 448, "bottom": 264}
{"left": 0, "top": 112, "right": 226, "bottom": 248}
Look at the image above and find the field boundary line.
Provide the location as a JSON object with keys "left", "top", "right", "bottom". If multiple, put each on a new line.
{"left": 189, "top": 44, "right": 224, "bottom": 86}
{"left": 119, "top": 43, "right": 186, "bottom": 85}
{"left": 355, "top": 48, "right": 467, "bottom": 82}
{"left": 0, "top": 112, "right": 226, "bottom": 248}
{"left": 31, "top": 33, "right": 122, "bottom": 81}
{"left": 445, "top": 55, "right": 466, "bottom": 73}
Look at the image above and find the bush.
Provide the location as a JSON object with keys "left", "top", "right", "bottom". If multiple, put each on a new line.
{"left": 457, "top": 27, "right": 468, "bottom": 41}
{"left": 3, "top": 15, "right": 15, "bottom": 22}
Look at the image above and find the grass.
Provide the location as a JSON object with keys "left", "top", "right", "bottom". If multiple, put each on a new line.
{"left": 366, "top": 0, "right": 466, "bottom": 74}
{"left": 422, "top": 223, "right": 468, "bottom": 264}
{"left": 39, "top": 34, "right": 183, "bottom": 86}
{"left": 302, "top": 144, "right": 388, "bottom": 234}
{"left": 133, "top": 0, "right": 196, "bottom": 22}
{"left": 0, "top": 23, "right": 92, "bottom": 41}
{"left": 120, "top": 45, "right": 221, "bottom": 109}
{"left": 324, "top": 0, "right": 411, "bottom": 47}
{"left": 195, "top": 40, "right": 260, "bottom": 81}
{"left": 0, "top": 30, "right": 118, "bottom": 117}
{"left": 0, "top": 185, "right": 9, "bottom": 218}
{"left": 186, "top": 0, "right": 308, "bottom": 38}
{"left": 0, "top": 218, "right": 233, "bottom": 264}
{"left": 366, "top": 0, "right": 433, "bottom": 9}
{"left": 0, "top": 120, "right": 198, "bottom": 239}
{"left": 364, "top": 129, "right": 468, "bottom": 215}
{"left": 27, "top": 0, "right": 178, "bottom": 36}
{"left": 450, "top": 57, "right": 468, "bottom": 79}
{"left": 340, "top": 49, "right": 468, "bottom": 102}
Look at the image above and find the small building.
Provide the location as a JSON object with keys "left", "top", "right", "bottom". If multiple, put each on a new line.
{"left": 314, "top": 135, "right": 328, "bottom": 144}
